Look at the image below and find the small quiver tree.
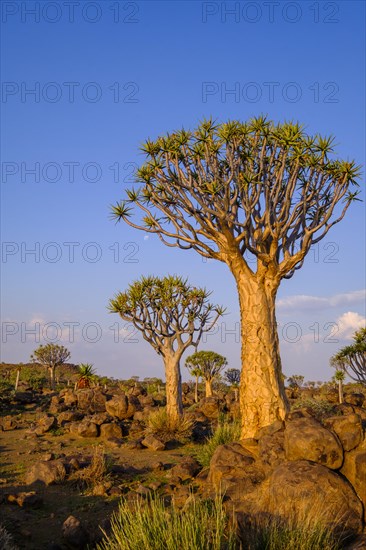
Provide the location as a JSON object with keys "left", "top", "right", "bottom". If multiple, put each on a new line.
{"left": 30, "top": 344, "right": 71, "bottom": 390}
{"left": 185, "top": 351, "right": 227, "bottom": 398}
{"left": 109, "top": 275, "right": 224, "bottom": 421}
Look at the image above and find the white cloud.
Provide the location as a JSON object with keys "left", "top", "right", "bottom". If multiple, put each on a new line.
{"left": 143, "top": 235, "right": 149, "bottom": 241}
{"left": 336, "top": 311, "right": 366, "bottom": 340}
{"left": 277, "top": 289, "right": 365, "bottom": 312}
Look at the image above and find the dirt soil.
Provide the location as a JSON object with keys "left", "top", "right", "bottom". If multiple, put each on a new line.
{"left": 0, "top": 413, "right": 201, "bottom": 549}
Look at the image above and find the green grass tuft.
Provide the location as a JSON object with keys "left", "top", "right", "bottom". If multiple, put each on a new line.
{"left": 196, "top": 419, "right": 241, "bottom": 468}
{"left": 97, "top": 495, "right": 237, "bottom": 550}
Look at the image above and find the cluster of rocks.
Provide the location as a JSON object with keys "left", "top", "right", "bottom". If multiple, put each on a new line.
{"left": 206, "top": 401, "right": 366, "bottom": 543}
{"left": 0, "top": 387, "right": 239, "bottom": 452}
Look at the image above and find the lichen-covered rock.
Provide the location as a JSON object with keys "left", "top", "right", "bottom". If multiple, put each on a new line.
{"left": 57, "top": 411, "right": 84, "bottom": 426}
{"left": 105, "top": 394, "right": 130, "bottom": 419}
{"left": 34, "top": 414, "right": 55, "bottom": 435}
{"left": 63, "top": 390, "right": 78, "bottom": 408}
{"left": 208, "top": 443, "right": 265, "bottom": 500}
{"left": 324, "top": 413, "right": 363, "bottom": 451}
{"left": 77, "top": 420, "right": 99, "bottom": 438}
{"left": 141, "top": 435, "right": 165, "bottom": 451}
{"left": 168, "top": 457, "right": 201, "bottom": 480}
{"left": 25, "top": 460, "right": 66, "bottom": 485}
{"left": 345, "top": 393, "right": 365, "bottom": 407}
{"left": 235, "top": 460, "right": 363, "bottom": 537}
{"left": 0, "top": 416, "right": 17, "bottom": 431}
{"left": 48, "top": 395, "right": 66, "bottom": 414}
{"left": 100, "top": 422, "right": 123, "bottom": 439}
{"left": 76, "top": 389, "right": 106, "bottom": 413}
{"left": 341, "top": 440, "right": 366, "bottom": 521}
{"left": 284, "top": 417, "right": 343, "bottom": 468}
{"left": 197, "top": 397, "right": 221, "bottom": 419}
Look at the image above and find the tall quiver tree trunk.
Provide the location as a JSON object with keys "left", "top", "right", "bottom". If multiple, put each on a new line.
{"left": 233, "top": 265, "right": 289, "bottom": 439}
{"left": 163, "top": 350, "right": 183, "bottom": 421}
{"left": 194, "top": 376, "right": 199, "bottom": 403}
{"left": 205, "top": 379, "right": 213, "bottom": 397}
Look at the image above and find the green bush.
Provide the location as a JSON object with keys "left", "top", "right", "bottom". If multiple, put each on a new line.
{"left": 196, "top": 419, "right": 241, "bottom": 468}
{"left": 97, "top": 495, "right": 237, "bottom": 550}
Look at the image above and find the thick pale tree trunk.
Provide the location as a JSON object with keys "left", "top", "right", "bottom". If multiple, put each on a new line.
{"left": 49, "top": 366, "right": 56, "bottom": 390}
{"left": 164, "top": 353, "right": 183, "bottom": 420}
{"left": 205, "top": 379, "right": 213, "bottom": 397}
{"left": 194, "top": 376, "right": 199, "bottom": 403}
{"left": 233, "top": 268, "right": 289, "bottom": 439}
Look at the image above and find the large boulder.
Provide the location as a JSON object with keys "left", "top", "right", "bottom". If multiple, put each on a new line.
{"left": 324, "top": 413, "right": 363, "bottom": 451}
{"left": 100, "top": 422, "right": 123, "bottom": 439}
{"left": 208, "top": 443, "right": 265, "bottom": 500}
{"left": 34, "top": 414, "right": 55, "bottom": 435}
{"left": 48, "top": 395, "right": 67, "bottom": 414}
{"left": 76, "top": 389, "right": 106, "bottom": 413}
{"left": 197, "top": 397, "right": 221, "bottom": 420}
{"left": 105, "top": 393, "right": 140, "bottom": 420}
{"left": 284, "top": 417, "right": 343, "bottom": 469}
{"left": 168, "top": 457, "right": 201, "bottom": 481}
{"left": 63, "top": 390, "right": 78, "bottom": 408}
{"left": 257, "top": 424, "right": 285, "bottom": 471}
{"left": 345, "top": 393, "right": 365, "bottom": 407}
{"left": 141, "top": 435, "right": 165, "bottom": 451}
{"left": 341, "top": 440, "right": 366, "bottom": 521}
{"left": 236, "top": 460, "right": 363, "bottom": 537}
{"left": 105, "top": 394, "right": 128, "bottom": 419}
{"left": 25, "top": 460, "right": 66, "bottom": 485}
{"left": 58, "top": 411, "right": 84, "bottom": 426}
{"left": 77, "top": 420, "right": 99, "bottom": 438}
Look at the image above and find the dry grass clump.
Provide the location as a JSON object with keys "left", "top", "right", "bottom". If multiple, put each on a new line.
{"left": 69, "top": 445, "right": 112, "bottom": 492}
{"left": 97, "top": 494, "right": 237, "bottom": 550}
{"left": 145, "top": 409, "right": 194, "bottom": 443}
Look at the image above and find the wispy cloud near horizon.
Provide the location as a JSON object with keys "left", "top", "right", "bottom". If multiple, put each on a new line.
{"left": 277, "top": 290, "right": 366, "bottom": 312}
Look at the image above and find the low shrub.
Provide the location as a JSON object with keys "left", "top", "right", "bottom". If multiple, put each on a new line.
{"left": 69, "top": 445, "right": 112, "bottom": 492}
{"left": 145, "top": 409, "right": 194, "bottom": 443}
{"left": 291, "top": 399, "right": 339, "bottom": 421}
{"left": 97, "top": 495, "right": 237, "bottom": 550}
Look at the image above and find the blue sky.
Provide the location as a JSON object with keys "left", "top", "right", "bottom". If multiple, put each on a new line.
{"left": 1, "top": 0, "right": 365, "bottom": 383}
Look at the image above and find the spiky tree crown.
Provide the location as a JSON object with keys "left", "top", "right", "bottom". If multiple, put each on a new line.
{"left": 30, "top": 344, "right": 71, "bottom": 368}
{"left": 111, "top": 116, "right": 361, "bottom": 279}
{"left": 185, "top": 350, "right": 227, "bottom": 381}
{"left": 109, "top": 275, "right": 224, "bottom": 355}
{"left": 331, "top": 327, "right": 366, "bottom": 385}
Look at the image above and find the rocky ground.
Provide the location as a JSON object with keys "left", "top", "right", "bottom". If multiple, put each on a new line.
{"left": 1, "top": 383, "right": 366, "bottom": 549}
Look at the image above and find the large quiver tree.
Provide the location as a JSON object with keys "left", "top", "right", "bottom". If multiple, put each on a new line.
{"left": 331, "top": 327, "right": 366, "bottom": 385}
{"left": 111, "top": 117, "right": 361, "bottom": 438}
